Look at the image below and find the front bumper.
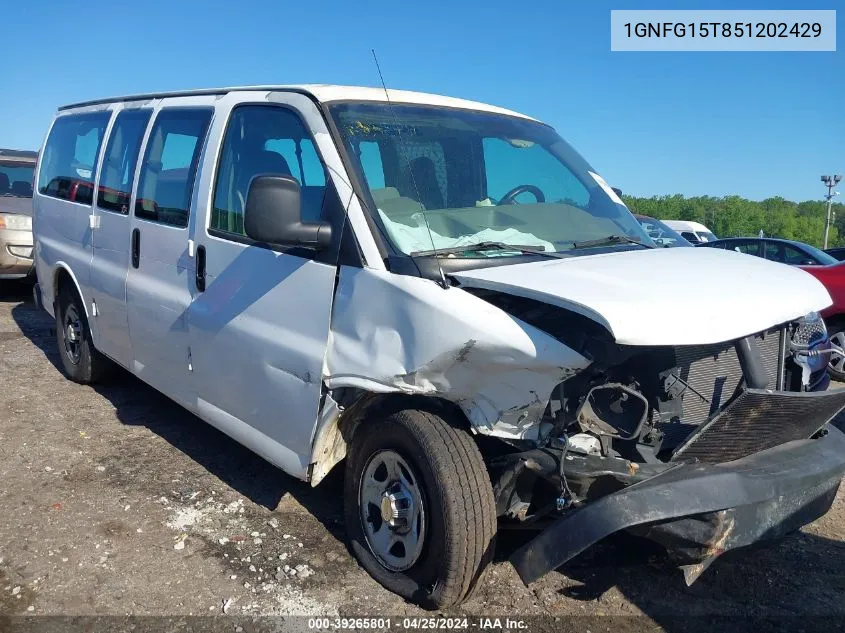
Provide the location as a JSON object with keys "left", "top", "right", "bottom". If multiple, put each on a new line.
{"left": 510, "top": 423, "right": 845, "bottom": 585}
{"left": 0, "top": 227, "right": 34, "bottom": 279}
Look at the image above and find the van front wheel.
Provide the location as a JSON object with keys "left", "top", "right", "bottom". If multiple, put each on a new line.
{"left": 344, "top": 407, "right": 496, "bottom": 609}
{"left": 56, "top": 286, "right": 109, "bottom": 384}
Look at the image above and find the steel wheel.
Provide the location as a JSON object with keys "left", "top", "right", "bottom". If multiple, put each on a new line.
{"left": 63, "top": 303, "right": 83, "bottom": 365}
{"left": 358, "top": 449, "right": 426, "bottom": 572}
{"left": 830, "top": 331, "right": 845, "bottom": 374}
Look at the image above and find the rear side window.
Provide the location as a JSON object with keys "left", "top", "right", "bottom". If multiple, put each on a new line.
{"left": 97, "top": 109, "right": 152, "bottom": 214}
{"left": 38, "top": 112, "right": 111, "bottom": 205}
{"left": 212, "top": 105, "right": 328, "bottom": 236}
{"left": 782, "top": 244, "right": 814, "bottom": 265}
{"left": 135, "top": 108, "right": 212, "bottom": 227}
{"left": 766, "top": 241, "right": 810, "bottom": 264}
{"left": 732, "top": 241, "right": 762, "bottom": 257}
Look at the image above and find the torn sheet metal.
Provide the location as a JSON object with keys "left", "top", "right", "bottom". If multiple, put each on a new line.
{"left": 324, "top": 266, "right": 591, "bottom": 439}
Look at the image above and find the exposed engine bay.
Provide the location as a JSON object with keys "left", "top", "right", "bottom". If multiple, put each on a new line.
{"left": 466, "top": 289, "right": 845, "bottom": 582}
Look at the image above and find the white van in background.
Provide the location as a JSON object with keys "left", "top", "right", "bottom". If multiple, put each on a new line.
{"left": 31, "top": 85, "right": 845, "bottom": 608}
{"left": 662, "top": 219, "right": 717, "bottom": 243}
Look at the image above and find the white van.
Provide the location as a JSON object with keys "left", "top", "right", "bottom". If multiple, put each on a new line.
{"left": 661, "top": 219, "right": 717, "bottom": 244}
{"left": 32, "top": 86, "right": 845, "bottom": 608}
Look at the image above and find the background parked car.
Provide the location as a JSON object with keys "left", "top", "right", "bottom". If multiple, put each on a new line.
{"left": 662, "top": 220, "right": 717, "bottom": 244}
{"left": 701, "top": 237, "right": 845, "bottom": 380}
{"left": 0, "top": 149, "right": 37, "bottom": 281}
{"left": 703, "top": 237, "right": 838, "bottom": 266}
{"left": 824, "top": 246, "right": 845, "bottom": 261}
{"left": 635, "top": 214, "right": 693, "bottom": 247}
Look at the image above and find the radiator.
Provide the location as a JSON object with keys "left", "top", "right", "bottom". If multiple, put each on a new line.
{"left": 657, "top": 329, "right": 783, "bottom": 448}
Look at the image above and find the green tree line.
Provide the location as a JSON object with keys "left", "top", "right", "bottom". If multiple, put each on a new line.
{"left": 622, "top": 194, "right": 845, "bottom": 248}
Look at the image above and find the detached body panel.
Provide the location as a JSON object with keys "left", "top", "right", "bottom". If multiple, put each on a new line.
{"left": 512, "top": 422, "right": 845, "bottom": 585}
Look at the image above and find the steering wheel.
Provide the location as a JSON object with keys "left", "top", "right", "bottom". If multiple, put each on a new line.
{"left": 497, "top": 184, "right": 545, "bottom": 205}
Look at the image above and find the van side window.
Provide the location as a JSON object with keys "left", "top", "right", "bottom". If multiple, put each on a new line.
{"left": 37, "top": 112, "right": 111, "bottom": 206}
{"left": 135, "top": 108, "right": 212, "bottom": 228}
{"left": 97, "top": 109, "right": 152, "bottom": 214}
{"left": 263, "top": 138, "right": 326, "bottom": 187}
{"left": 212, "top": 105, "right": 328, "bottom": 236}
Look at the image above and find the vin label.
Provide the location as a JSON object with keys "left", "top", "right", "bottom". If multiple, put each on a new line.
{"left": 611, "top": 10, "right": 836, "bottom": 51}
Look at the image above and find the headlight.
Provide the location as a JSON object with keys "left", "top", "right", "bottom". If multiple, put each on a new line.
{"left": 0, "top": 213, "right": 32, "bottom": 231}
{"left": 792, "top": 311, "right": 827, "bottom": 348}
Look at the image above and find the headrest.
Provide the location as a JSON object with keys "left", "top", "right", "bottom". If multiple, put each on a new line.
{"left": 11, "top": 181, "right": 33, "bottom": 196}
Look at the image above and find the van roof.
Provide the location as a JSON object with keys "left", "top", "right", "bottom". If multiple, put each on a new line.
{"left": 0, "top": 148, "right": 37, "bottom": 163}
{"left": 58, "top": 84, "right": 537, "bottom": 121}
{"left": 662, "top": 220, "right": 713, "bottom": 233}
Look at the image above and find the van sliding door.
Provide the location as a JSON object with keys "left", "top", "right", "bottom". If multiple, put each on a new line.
{"left": 125, "top": 103, "right": 213, "bottom": 408}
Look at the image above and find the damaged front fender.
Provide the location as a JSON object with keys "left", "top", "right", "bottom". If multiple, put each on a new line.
{"left": 324, "top": 266, "right": 591, "bottom": 440}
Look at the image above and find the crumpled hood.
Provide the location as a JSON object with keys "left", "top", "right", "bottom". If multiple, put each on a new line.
{"left": 0, "top": 196, "right": 33, "bottom": 216}
{"left": 453, "top": 246, "right": 833, "bottom": 346}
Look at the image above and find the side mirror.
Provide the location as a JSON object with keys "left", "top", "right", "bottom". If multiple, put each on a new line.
{"left": 611, "top": 187, "right": 623, "bottom": 198}
{"left": 244, "top": 175, "right": 332, "bottom": 250}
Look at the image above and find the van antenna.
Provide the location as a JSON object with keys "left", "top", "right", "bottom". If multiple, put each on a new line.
{"left": 371, "top": 49, "right": 448, "bottom": 289}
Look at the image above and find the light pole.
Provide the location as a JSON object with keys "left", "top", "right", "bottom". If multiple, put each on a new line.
{"left": 822, "top": 174, "right": 842, "bottom": 249}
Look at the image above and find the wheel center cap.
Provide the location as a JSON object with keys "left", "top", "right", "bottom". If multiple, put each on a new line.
{"left": 380, "top": 487, "right": 412, "bottom": 528}
{"left": 380, "top": 496, "right": 394, "bottom": 523}
{"left": 66, "top": 324, "right": 77, "bottom": 342}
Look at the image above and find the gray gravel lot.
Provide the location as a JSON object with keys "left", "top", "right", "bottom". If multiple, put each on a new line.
{"left": 1, "top": 281, "right": 844, "bottom": 630}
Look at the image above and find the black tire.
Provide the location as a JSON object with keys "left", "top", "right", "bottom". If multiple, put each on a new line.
{"left": 344, "top": 406, "right": 496, "bottom": 609}
{"left": 828, "top": 323, "right": 845, "bottom": 382}
{"left": 56, "top": 285, "right": 110, "bottom": 384}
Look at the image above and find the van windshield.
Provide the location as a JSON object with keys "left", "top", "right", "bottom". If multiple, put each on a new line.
{"left": 330, "top": 103, "right": 652, "bottom": 257}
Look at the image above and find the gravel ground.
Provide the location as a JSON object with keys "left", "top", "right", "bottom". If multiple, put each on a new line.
{"left": 1, "top": 281, "right": 844, "bottom": 630}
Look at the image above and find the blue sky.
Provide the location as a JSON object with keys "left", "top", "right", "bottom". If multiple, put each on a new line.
{"left": 2, "top": 0, "right": 842, "bottom": 201}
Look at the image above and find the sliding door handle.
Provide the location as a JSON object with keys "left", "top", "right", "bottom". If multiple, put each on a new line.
{"left": 131, "top": 228, "right": 140, "bottom": 268}
{"left": 195, "top": 245, "right": 206, "bottom": 292}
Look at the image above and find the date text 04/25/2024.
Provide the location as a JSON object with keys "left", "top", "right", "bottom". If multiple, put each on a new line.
{"left": 306, "top": 617, "right": 528, "bottom": 630}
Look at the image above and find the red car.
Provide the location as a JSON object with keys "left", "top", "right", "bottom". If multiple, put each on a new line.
{"left": 700, "top": 237, "right": 845, "bottom": 380}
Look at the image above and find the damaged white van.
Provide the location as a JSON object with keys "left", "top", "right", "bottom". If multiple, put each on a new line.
{"left": 33, "top": 85, "right": 845, "bottom": 608}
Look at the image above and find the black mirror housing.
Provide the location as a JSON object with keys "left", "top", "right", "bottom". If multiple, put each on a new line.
{"left": 244, "top": 175, "right": 332, "bottom": 250}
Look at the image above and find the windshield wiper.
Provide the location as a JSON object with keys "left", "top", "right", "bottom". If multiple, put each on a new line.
{"left": 411, "top": 241, "right": 565, "bottom": 258}
{"left": 567, "top": 234, "right": 655, "bottom": 250}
